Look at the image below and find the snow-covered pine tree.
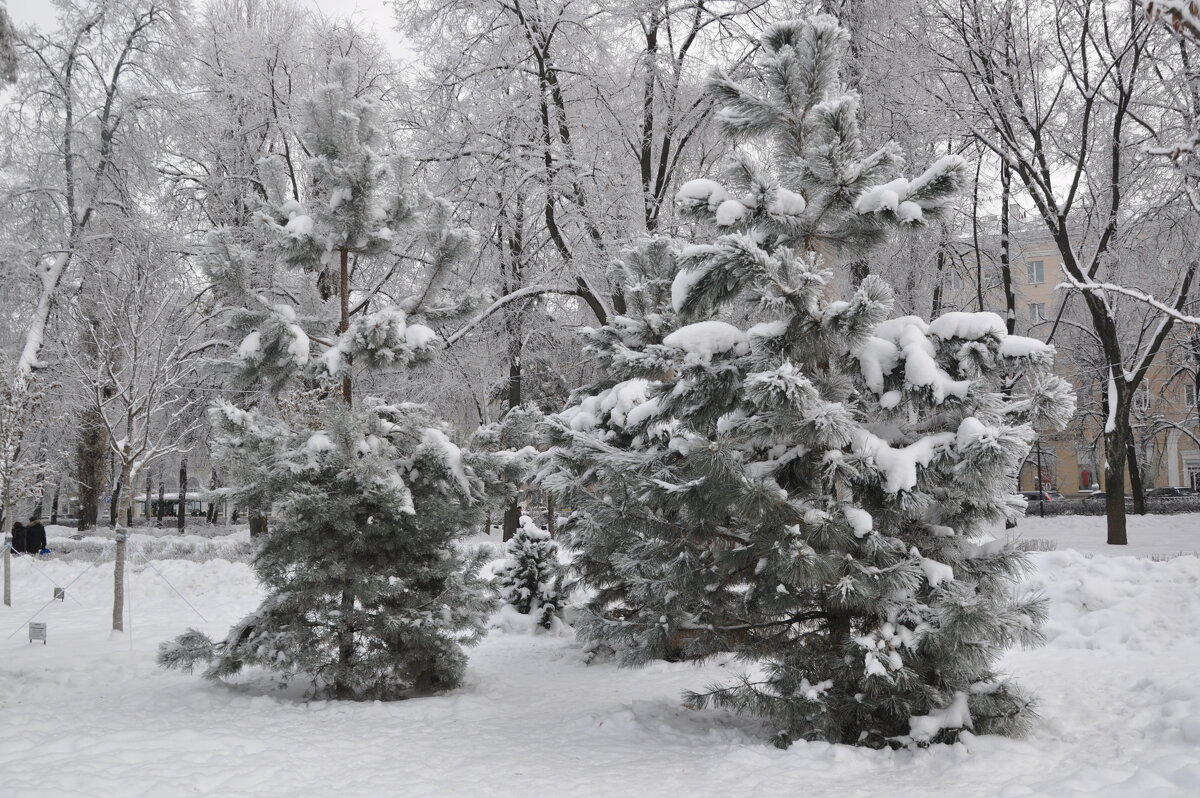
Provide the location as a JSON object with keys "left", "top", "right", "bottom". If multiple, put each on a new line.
{"left": 160, "top": 61, "right": 499, "bottom": 699}
{"left": 495, "top": 514, "right": 562, "bottom": 629}
{"left": 673, "top": 15, "right": 963, "bottom": 281}
{"left": 538, "top": 16, "right": 1075, "bottom": 748}
{"left": 159, "top": 400, "right": 499, "bottom": 698}
{"left": 208, "top": 60, "right": 477, "bottom": 398}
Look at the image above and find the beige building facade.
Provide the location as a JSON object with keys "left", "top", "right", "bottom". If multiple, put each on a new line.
{"left": 940, "top": 225, "right": 1200, "bottom": 496}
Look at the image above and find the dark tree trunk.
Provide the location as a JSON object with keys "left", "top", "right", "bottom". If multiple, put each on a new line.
{"left": 502, "top": 352, "right": 523, "bottom": 542}
{"left": 1103, "top": 426, "right": 1129, "bottom": 545}
{"left": 145, "top": 470, "right": 152, "bottom": 520}
{"left": 156, "top": 480, "right": 165, "bottom": 526}
{"left": 546, "top": 494, "right": 556, "bottom": 538}
{"left": 336, "top": 579, "right": 356, "bottom": 695}
{"left": 249, "top": 510, "right": 267, "bottom": 538}
{"left": 999, "top": 160, "right": 1016, "bottom": 334}
{"left": 971, "top": 156, "right": 985, "bottom": 313}
{"left": 50, "top": 484, "right": 59, "bottom": 526}
{"left": 931, "top": 248, "right": 945, "bottom": 318}
{"left": 502, "top": 501, "right": 521, "bottom": 543}
{"left": 177, "top": 457, "right": 187, "bottom": 532}
{"left": 34, "top": 470, "right": 45, "bottom": 519}
{"left": 109, "top": 478, "right": 121, "bottom": 528}
{"left": 340, "top": 247, "right": 352, "bottom": 407}
{"left": 500, "top": 200, "right": 524, "bottom": 544}
{"left": 76, "top": 405, "right": 106, "bottom": 531}
{"left": 1126, "top": 440, "right": 1145, "bottom": 515}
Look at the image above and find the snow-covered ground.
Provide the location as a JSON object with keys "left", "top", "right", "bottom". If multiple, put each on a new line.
{"left": 2, "top": 518, "right": 1198, "bottom": 797}
{"left": 1001, "top": 512, "right": 1200, "bottom": 558}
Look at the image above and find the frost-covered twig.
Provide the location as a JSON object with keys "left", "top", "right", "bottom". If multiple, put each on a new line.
{"left": 1056, "top": 261, "right": 1200, "bottom": 328}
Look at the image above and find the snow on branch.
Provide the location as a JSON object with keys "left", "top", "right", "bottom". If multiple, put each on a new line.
{"left": 1056, "top": 263, "right": 1200, "bottom": 329}
{"left": 445, "top": 284, "right": 584, "bottom": 346}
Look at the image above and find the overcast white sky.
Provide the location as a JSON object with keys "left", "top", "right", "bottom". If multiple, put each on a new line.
{"left": 5, "top": 0, "right": 404, "bottom": 54}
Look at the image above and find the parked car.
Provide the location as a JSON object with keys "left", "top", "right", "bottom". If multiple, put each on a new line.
{"left": 1080, "top": 490, "right": 1106, "bottom": 500}
{"left": 1145, "top": 487, "right": 1197, "bottom": 499}
{"left": 1020, "top": 490, "right": 1053, "bottom": 501}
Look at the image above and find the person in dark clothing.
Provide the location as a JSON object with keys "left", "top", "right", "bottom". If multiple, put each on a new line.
{"left": 25, "top": 516, "right": 47, "bottom": 554}
{"left": 10, "top": 521, "right": 26, "bottom": 554}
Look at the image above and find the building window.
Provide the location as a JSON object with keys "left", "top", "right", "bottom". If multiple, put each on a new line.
{"left": 1028, "top": 302, "right": 1045, "bottom": 322}
{"left": 1186, "top": 382, "right": 1197, "bottom": 408}
{"left": 1026, "top": 259, "right": 1045, "bottom": 284}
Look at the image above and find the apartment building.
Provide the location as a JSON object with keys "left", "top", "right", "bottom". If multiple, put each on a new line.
{"left": 938, "top": 223, "right": 1200, "bottom": 495}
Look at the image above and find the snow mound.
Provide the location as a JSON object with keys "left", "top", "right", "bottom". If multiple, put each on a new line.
{"left": 928, "top": 311, "right": 1006, "bottom": 341}
{"left": 663, "top": 321, "right": 750, "bottom": 361}
{"left": 675, "top": 178, "right": 729, "bottom": 211}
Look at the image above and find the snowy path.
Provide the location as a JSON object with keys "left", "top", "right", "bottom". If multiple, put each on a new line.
{"left": 2, "top": 538, "right": 1199, "bottom": 797}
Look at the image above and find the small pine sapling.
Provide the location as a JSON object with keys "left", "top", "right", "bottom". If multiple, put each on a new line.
{"left": 495, "top": 514, "right": 563, "bottom": 629}
{"left": 158, "top": 401, "right": 502, "bottom": 698}
{"left": 160, "top": 61, "right": 500, "bottom": 699}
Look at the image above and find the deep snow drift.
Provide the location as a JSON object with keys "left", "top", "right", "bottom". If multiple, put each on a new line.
{"left": 2, "top": 518, "right": 1198, "bottom": 797}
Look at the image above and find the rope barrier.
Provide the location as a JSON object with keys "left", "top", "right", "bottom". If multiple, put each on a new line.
{"left": 4, "top": 528, "right": 218, "bottom": 642}
{"left": 126, "top": 536, "right": 209, "bottom": 623}
{"left": 5, "top": 563, "right": 98, "bottom": 640}
{"left": 7, "top": 547, "right": 86, "bottom": 605}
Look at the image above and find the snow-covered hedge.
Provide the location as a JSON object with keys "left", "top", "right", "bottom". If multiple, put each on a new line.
{"left": 1024, "top": 496, "right": 1200, "bottom": 516}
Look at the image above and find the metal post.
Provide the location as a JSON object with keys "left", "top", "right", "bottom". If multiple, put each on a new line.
{"left": 3, "top": 536, "right": 10, "bottom": 607}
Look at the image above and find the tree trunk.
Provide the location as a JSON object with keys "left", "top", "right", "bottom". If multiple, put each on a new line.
{"left": 76, "top": 405, "right": 106, "bottom": 531}
{"left": 112, "top": 531, "right": 126, "bottom": 630}
{"left": 502, "top": 501, "right": 521, "bottom": 543}
{"left": 506, "top": 345, "right": 525, "bottom": 537}
{"left": 1126, "top": 439, "right": 1145, "bottom": 515}
{"left": 76, "top": 300, "right": 111, "bottom": 533}
{"left": 145, "top": 471, "right": 152, "bottom": 520}
{"left": 3, "top": 505, "right": 10, "bottom": 606}
{"left": 335, "top": 247, "right": 356, "bottom": 675}
{"left": 112, "top": 463, "right": 132, "bottom": 632}
{"left": 546, "top": 494, "right": 556, "bottom": 538}
{"left": 826, "top": 610, "right": 855, "bottom": 744}
{"left": 971, "top": 156, "right": 985, "bottom": 313}
{"left": 340, "top": 247, "right": 352, "bottom": 407}
{"left": 999, "top": 160, "right": 1016, "bottom": 334}
{"left": 249, "top": 509, "right": 267, "bottom": 538}
{"left": 50, "top": 484, "right": 59, "bottom": 526}
{"left": 3, "top": 535, "right": 10, "bottom": 607}
{"left": 1103, "top": 430, "right": 1129, "bottom": 545}
{"left": 34, "top": 471, "right": 45, "bottom": 519}
{"left": 156, "top": 480, "right": 165, "bottom": 526}
{"left": 337, "top": 586, "right": 355, "bottom": 695}
{"left": 177, "top": 457, "right": 187, "bottom": 533}
{"left": 110, "top": 477, "right": 121, "bottom": 528}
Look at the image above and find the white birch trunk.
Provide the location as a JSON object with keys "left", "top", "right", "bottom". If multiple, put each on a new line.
{"left": 112, "top": 462, "right": 133, "bottom": 632}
